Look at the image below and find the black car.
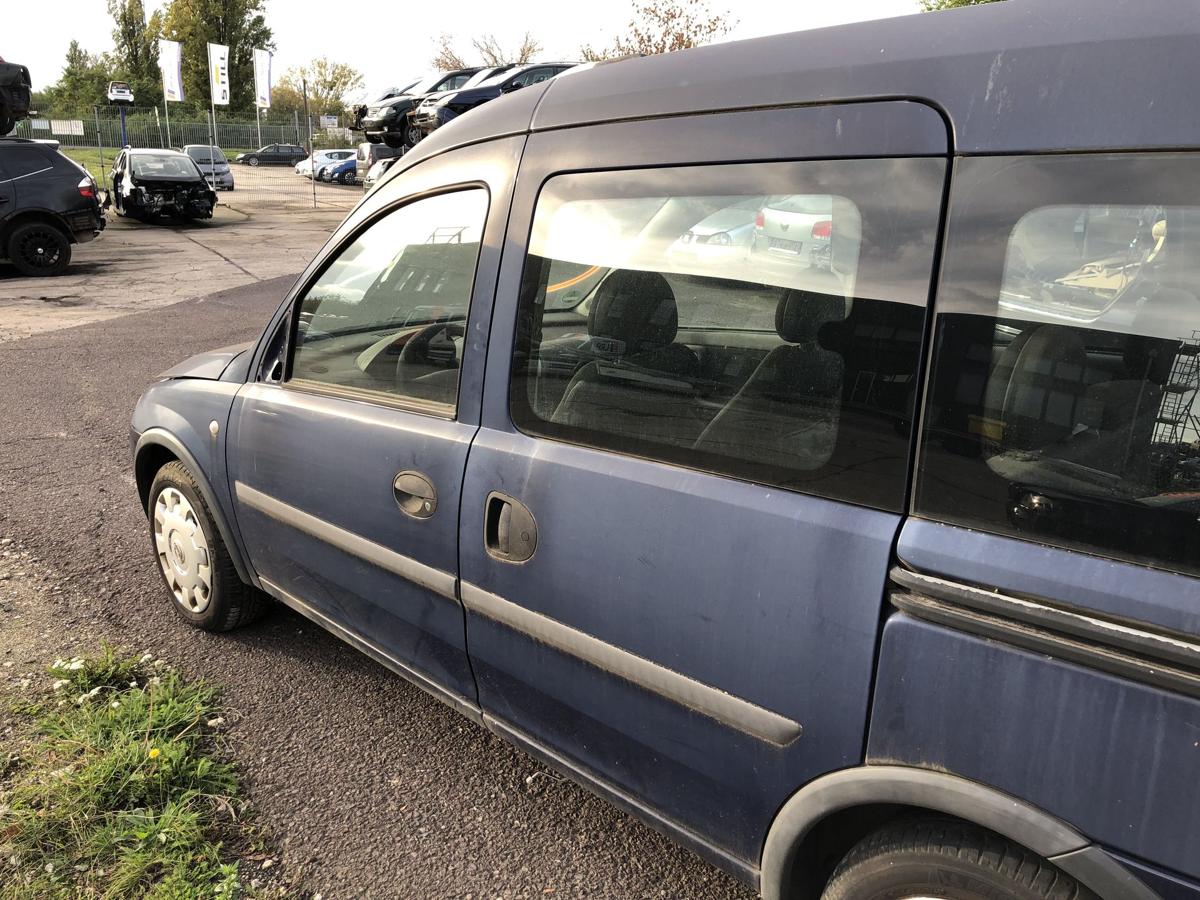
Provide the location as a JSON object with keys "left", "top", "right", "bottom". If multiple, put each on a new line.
{"left": 0, "top": 58, "right": 32, "bottom": 135}
{"left": 422, "top": 62, "right": 579, "bottom": 135}
{"left": 0, "top": 138, "right": 104, "bottom": 276}
{"left": 235, "top": 144, "right": 307, "bottom": 167}
{"left": 109, "top": 148, "right": 217, "bottom": 220}
{"left": 358, "top": 69, "right": 484, "bottom": 149}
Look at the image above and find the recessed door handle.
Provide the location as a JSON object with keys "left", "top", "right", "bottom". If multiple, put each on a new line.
{"left": 485, "top": 492, "right": 536, "bottom": 562}
{"left": 393, "top": 471, "right": 437, "bottom": 519}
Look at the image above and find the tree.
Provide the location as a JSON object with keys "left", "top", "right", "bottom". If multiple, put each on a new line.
{"left": 158, "top": 0, "right": 274, "bottom": 113}
{"left": 581, "top": 0, "right": 733, "bottom": 61}
{"left": 431, "top": 34, "right": 469, "bottom": 71}
{"left": 919, "top": 0, "right": 1004, "bottom": 9}
{"left": 42, "top": 40, "right": 114, "bottom": 114}
{"left": 432, "top": 32, "right": 542, "bottom": 70}
{"left": 275, "top": 58, "right": 364, "bottom": 118}
{"left": 107, "top": 0, "right": 161, "bottom": 105}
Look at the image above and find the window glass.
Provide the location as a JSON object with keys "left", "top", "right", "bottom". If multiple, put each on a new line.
{"left": 510, "top": 159, "right": 945, "bottom": 510}
{"left": 289, "top": 188, "right": 488, "bottom": 410}
{"left": 916, "top": 154, "right": 1200, "bottom": 574}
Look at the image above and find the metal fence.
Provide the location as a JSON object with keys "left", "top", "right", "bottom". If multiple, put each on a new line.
{"left": 11, "top": 105, "right": 363, "bottom": 212}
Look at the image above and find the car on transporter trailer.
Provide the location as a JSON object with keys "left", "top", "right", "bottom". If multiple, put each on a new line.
{"left": 131, "top": 2, "right": 1200, "bottom": 897}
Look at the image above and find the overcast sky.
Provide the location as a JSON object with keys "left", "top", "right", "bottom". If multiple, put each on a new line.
{"left": 9, "top": 0, "right": 918, "bottom": 99}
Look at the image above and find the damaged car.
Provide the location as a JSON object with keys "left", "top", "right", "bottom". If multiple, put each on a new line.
{"left": 0, "top": 58, "right": 32, "bottom": 136}
{"left": 109, "top": 148, "right": 217, "bottom": 220}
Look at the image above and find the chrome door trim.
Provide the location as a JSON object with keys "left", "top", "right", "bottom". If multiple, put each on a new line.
{"left": 259, "top": 576, "right": 480, "bottom": 723}
{"left": 235, "top": 481, "right": 457, "bottom": 602}
{"left": 460, "top": 582, "right": 803, "bottom": 747}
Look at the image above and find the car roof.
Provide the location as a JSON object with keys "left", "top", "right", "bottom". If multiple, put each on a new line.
{"left": 127, "top": 147, "right": 188, "bottom": 155}
{"left": 403, "top": 0, "right": 1200, "bottom": 162}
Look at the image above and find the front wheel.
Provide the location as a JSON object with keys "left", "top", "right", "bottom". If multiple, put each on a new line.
{"left": 148, "top": 461, "right": 268, "bottom": 632}
{"left": 822, "top": 819, "right": 1099, "bottom": 900}
{"left": 8, "top": 221, "right": 71, "bottom": 276}
{"left": 340, "top": 170, "right": 355, "bottom": 185}
{"left": 247, "top": 156, "right": 260, "bottom": 167}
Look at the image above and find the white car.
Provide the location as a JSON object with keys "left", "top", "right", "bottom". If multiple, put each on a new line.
{"left": 106, "top": 81, "right": 134, "bottom": 104}
{"left": 295, "top": 149, "right": 355, "bottom": 179}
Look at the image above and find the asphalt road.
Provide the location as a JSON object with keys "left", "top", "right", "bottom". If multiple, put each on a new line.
{"left": 0, "top": 276, "right": 755, "bottom": 899}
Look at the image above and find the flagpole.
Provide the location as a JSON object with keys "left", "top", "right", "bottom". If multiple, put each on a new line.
{"left": 163, "top": 96, "right": 171, "bottom": 148}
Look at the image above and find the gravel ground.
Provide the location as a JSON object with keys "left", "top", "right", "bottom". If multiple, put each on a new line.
{"left": 0, "top": 276, "right": 756, "bottom": 900}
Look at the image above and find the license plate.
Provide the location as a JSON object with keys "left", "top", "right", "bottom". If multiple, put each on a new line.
{"left": 767, "top": 236, "right": 803, "bottom": 254}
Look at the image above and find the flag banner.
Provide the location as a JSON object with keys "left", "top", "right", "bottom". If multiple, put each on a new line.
{"left": 207, "top": 42, "right": 230, "bottom": 105}
{"left": 253, "top": 49, "right": 272, "bottom": 108}
{"left": 159, "top": 39, "right": 184, "bottom": 102}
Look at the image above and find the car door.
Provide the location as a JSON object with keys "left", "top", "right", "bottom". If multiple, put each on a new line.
{"left": 0, "top": 153, "right": 12, "bottom": 216}
{"left": 227, "top": 137, "right": 523, "bottom": 714}
{"left": 874, "top": 151, "right": 1200, "bottom": 882}
{"left": 460, "top": 102, "right": 949, "bottom": 869}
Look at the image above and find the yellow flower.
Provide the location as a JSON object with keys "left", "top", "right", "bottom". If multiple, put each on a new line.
{"left": 147, "top": 748, "right": 161, "bottom": 759}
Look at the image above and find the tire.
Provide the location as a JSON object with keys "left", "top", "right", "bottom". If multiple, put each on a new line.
{"left": 147, "top": 461, "right": 268, "bottom": 632}
{"left": 247, "top": 156, "right": 260, "bottom": 167}
{"left": 340, "top": 170, "right": 355, "bottom": 185}
{"left": 822, "top": 818, "right": 1099, "bottom": 900}
{"left": 382, "top": 133, "right": 404, "bottom": 149}
{"left": 404, "top": 124, "right": 423, "bottom": 150}
{"left": 7, "top": 221, "right": 71, "bottom": 276}
{"left": 366, "top": 133, "right": 381, "bottom": 144}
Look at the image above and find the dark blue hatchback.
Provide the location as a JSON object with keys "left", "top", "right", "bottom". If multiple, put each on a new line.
{"left": 131, "top": 2, "right": 1200, "bottom": 897}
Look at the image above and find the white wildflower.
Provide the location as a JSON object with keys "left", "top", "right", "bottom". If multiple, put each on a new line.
{"left": 87, "top": 686, "right": 101, "bottom": 697}
{"left": 75, "top": 695, "right": 88, "bottom": 705}
{"left": 66, "top": 659, "right": 84, "bottom": 671}
{"left": 128, "top": 681, "right": 138, "bottom": 689}
{"left": 51, "top": 679, "right": 69, "bottom": 691}
{"left": 110, "top": 700, "right": 120, "bottom": 709}
{"left": 139, "top": 653, "right": 154, "bottom": 664}
{"left": 44, "top": 862, "right": 54, "bottom": 874}
{"left": 157, "top": 832, "right": 167, "bottom": 844}
{"left": 206, "top": 716, "right": 225, "bottom": 728}
{"left": 148, "top": 676, "right": 162, "bottom": 686}
{"left": 51, "top": 658, "right": 66, "bottom": 670}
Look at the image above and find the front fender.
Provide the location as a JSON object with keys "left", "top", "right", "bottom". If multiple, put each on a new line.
{"left": 131, "top": 379, "right": 257, "bottom": 588}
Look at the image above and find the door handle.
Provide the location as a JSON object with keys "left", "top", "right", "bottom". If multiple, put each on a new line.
{"left": 485, "top": 492, "right": 537, "bottom": 563}
{"left": 393, "top": 471, "right": 437, "bottom": 519}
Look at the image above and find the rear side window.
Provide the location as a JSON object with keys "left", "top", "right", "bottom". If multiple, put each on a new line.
{"left": 509, "top": 159, "right": 945, "bottom": 510}
{"left": 916, "top": 153, "right": 1200, "bottom": 574}
{"left": 288, "top": 188, "right": 489, "bottom": 412}
{"left": 0, "top": 146, "right": 54, "bottom": 180}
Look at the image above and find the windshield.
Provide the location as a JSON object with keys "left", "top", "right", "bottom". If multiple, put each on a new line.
{"left": 477, "top": 67, "right": 524, "bottom": 87}
{"left": 461, "top": 68, "right": 505, "bottom": 89}
{"left": 185, "top": 147, "right": 226, "bottom": 164}
{"left": 405, "top": 73, "right": 450, "bottom": 96}
{"left": 131, "top": 153, "right": 201, "bottom": 179}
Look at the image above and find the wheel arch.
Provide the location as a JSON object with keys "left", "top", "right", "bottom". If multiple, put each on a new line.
{"left": 760, "top": 765, "right": 1160, "bottom": 900}
{"left": 134, "top": 428, "right": 257, "bottom": 588}
{"left": 1, "top": 210, "right": 73, "bottom": 249}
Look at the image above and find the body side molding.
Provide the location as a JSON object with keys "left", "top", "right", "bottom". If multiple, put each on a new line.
{"left": 135, "top": 428, "right": 256, "bottom": 587}
{"left": 759, "top": 765, "right": 1161, "bottom": 900}
{"left": 234, "top": 482, "right": 457, "bottom": 602}
{"left": 460, "top": 582, "right": 802, "bottom": 746}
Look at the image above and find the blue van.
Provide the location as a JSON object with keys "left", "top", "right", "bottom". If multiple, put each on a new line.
{"left": 130, "top": 2, "right": 1200, "bottom": 896}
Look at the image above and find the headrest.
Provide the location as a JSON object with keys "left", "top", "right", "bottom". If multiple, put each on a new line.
{"left": 588, "top": 270, "right": 679, "bottom": 353}
{"left": 775, "top": 289, "right": 846, "bottom": 343}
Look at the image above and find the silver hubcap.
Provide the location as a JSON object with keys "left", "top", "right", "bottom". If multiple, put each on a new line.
{"left": 153, "top": 487, "right": 212, "bottom": 613}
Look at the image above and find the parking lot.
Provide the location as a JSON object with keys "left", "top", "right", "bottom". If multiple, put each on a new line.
{"left": 0, "top": 208, "right": 753, "bottom": 899}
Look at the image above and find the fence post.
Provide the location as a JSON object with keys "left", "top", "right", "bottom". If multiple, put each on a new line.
{"left": 293, "top": 109, "right": 299, "bottom": 144}
{"left": 302, "top": 79, "right": 316, "bottom": 210}
{"left": 93, "top": 107, "right": 108, "bottom": 190}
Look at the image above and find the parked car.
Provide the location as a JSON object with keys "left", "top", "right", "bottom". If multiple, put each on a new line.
{"left": 751, "top": 194, "right": 834, "bottom": 271}
{"left": 317, "top": 157, "right": 356, "bottom": 185}
{"left": 359, "top": 68, "right": 484, "bottom": 149}
{"left": 182, "top": 144, "right": 234, "bottom": 191}
{"left": 109, "top": 148, "right": 216, "bottom": 220}
{"left": 423, "top": 63, "right": 578, "bottom": 135}
{"left": 360, "top": 154, "right": 399, "bottom": 192}
{"left": 131, "top": 3, "right": 1200, "bottom": 899}
{"left": 666, "top": 195, "right": 763, "bottom": 268}
{"left": 355, "top": 141, "right": 401, "bottom": 184}
{"left": 0, "top": 58, "right": 32, "bottom": 135}
{"left": 411, "top": 65, "right": 517, "bottom": 136}
{"left": 106, "top": 80, "right": 134, "bottom": 104}
{"left": 235, "top": 144, "right": 307, "bottom": 167}
{"left": 295, "top": 148, "right": 355, "bottom": 179}
{"left": 351, "top": 80, "right": 424, "bottom": 131}
{"left": 0, "top": 137, "right": 103, "bottom": 276}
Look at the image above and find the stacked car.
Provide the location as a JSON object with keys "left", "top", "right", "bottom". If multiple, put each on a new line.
{"left": 413, "top": 62, "right": 579, "bottom": 141}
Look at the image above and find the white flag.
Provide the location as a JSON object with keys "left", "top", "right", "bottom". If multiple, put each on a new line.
{"left": 207, "top": 42, "right": 230, "bottom": 105}
{"left": 159, "top": 39, "right": 184, "bottom": 103}
{"left": 253, "top": 49, "right": 272, "bottom": 109}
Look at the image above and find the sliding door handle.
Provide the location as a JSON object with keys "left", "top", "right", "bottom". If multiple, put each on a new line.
{"left": 485, "top": 492, "right": 537, "bottom": 563}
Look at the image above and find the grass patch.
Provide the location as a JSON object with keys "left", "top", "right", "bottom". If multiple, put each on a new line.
{"left": 0, "top": 645, "right": 261, "bottom": 898}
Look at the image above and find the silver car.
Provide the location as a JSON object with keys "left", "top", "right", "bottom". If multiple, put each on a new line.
{"left": 182, "top": 145, "right": 234, "bottom": 191}
{"left": 752, "top": 194, "right": 833, "bottom": 268}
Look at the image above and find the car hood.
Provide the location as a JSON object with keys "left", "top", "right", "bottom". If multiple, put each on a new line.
{"left": 158, "top": 342, "right": 253, "bottom": 380}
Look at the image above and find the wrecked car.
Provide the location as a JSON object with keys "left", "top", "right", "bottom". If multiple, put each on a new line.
{"left": 109, "top": 148, "right": 217, "bottom": 220}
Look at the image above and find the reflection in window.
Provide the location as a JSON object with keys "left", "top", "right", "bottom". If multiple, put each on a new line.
{"left": 289, "top": 189, "right": 488, "bottom": 409}
{"left": 919, "top": 178, "right": 1200, "bottom": 574}
{"left": 512, "top": 160, "right": 946, "bottom": 510}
